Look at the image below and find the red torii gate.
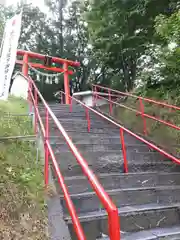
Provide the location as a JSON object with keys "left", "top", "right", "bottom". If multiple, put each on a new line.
{"left": 16, "top": 50, "right": 80, "bottom": 104}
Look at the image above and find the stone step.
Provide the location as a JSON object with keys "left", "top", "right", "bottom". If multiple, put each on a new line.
{"left": 61, "top": 172, "right": 180, "bottom": 194}
{"left": 49, "top": 130, "right": 120, "bottom": 138}
{"left": 99, "top": 225, "right": 180, "bottom": 240}
{"left": 51, "top": 108, "right": 88, "bottom": 114}
{"left": 51, "top": 143, "right": 153, "bottom": 153}
{"left": 42, "top": 112, "right": 87, "bottom": 119}
{"left": 52, "top": 149, "right": 168, "bottom": 167}
{"left": 48, "top": 132, "right": 122, "bottom": 144}
{"left": 51, "top": 160, "right": 180, "bottom": 177}
{"left": 64, "top": 203, "right": 180, "bottom": 240}
{"left": 49, "top": 125, "right": 156, "bottom": 147}
{"left": 50, "top": 135, "right": 121, "bottom": 144}
{"left": 61, "top": 186, "right": 180, "bottom": 214}
{"left": 52, "top": 105, "right": 85, "bottom": 111}
{"left": 42, "top": 118, "right": 117, "bottom": 132}
{"left": 49, "top": 128, "right": 151, "bottom": 148}
{"left": 49, "top": 134, "right": 146, "bottom": 146}
{"left": 42, "top": 117, "right": 105, "bottom": 125}
{"left": 53, "top": 115, "right": 116, "bottom": 123}
{"left": 51, "top": 124, "right": 119, "bottom": 134}
{"left": 52, "top": 150, "right": 170, "bottom": 175}
{"left": 40, "top": 109, "right": 98, "bottom": 118}
{"left": 40, "top": 107, "right": 85, "bottom": 113}
{"left": 39, "top": 103, "right": 83, "bottom": 109}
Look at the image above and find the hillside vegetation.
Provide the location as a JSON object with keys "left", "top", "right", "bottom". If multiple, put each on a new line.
{"left": 0, "top": 97, "right": 48, "bottom": 239}
{"left": 99, "top": 98, "right": 180, "bottom": 157}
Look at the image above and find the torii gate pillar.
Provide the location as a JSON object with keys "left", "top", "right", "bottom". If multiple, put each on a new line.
{"left": 63, "top": 62, "right": 70, "bottom": 105}
{"left": 22, "top": 53, "right": 29, "bottom": 77}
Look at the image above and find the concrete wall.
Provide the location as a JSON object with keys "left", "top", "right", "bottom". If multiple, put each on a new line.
{"left": 73, "top": 91, "right": 107, "bottom": 107}
{"left": 10, "top": 73, "right": 28, "bottom": 99}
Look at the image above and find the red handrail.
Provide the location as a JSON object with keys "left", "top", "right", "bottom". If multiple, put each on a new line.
{"left": 92, "top": 84, "right": 180, "bottom": 138}
{"left": 60, "top": 91, "right": 180, "bottom": 166}
{"left": 93, "top": 84, "right": 180, "bottom": 111}
{"left": 93, "top": 94, "right": 180, "bottom": 131}
{"left": 28, "top": 77, "right": 120, "bottom": 240}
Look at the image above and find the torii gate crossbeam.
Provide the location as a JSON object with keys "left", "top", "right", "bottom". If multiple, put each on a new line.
{"left": 16, "top": 50, "right": 80, "bottom": 104}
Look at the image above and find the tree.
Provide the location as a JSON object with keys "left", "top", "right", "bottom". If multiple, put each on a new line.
{"left": 85, "top": 0, "right": 178, "bottom": 91}
{"left": 44, "top": 0, "right": 99, "bottom": 92}
{"left": 45, "top": 0, "right": 68, "bottom": 56}
{"left": 134, "top": 6, "right": 180, "bottom": 101}
{"left": 155, "top": 10, "right": 180, "bottom": 95}
{"left": 0, "top": 4, "right": 15, "bottom": 46}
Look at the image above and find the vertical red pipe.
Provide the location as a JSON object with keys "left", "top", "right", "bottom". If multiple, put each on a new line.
{"left": 45, "top": 108, "right": 49, "bottom": 186}
{"left": 108, "top": 89, "right": 113, "bottom": 114}
{"left": 139, "top": 98, "right": 147, "bottom": 135}
{"left": 64, "top": 62, "right": 70, "bottom": 105}
{"left": 108, "top": 209, "right": 121, "bottom": 240}
{"left": 92, "top": 86, "right": 95, "bottom": 107}
{"left": 34, "top": 88, "right": 38, "bottom": 134}
{"left": 22, "top": 53, "right": 29, "bottom": 77}
{"left": 95, "top": 86, "right": 98, "bottom": 106}
{"left": 120, "top": 128, "right": 128, "bottom": 173}
{"left": 85, "top": 108, "right": 91, "bottom": 132}
{"left": 23, "top": 53, "right": 32, "bottom": 113}
{"left": 28, "top": 79, "right": 32, "bottom": 113}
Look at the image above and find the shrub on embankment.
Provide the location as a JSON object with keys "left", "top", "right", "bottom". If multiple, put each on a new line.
{"left": 0, "top": 97, "right": 48, "bottom": 239}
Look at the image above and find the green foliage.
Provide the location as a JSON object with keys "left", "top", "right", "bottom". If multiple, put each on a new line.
{"left": 85, "top": 0, "right": 175, "bottom": 90}
{"left": 146, "top": 10, "right": 180, "bottom": 99}
{"left": 0, "top": 97, "right": 44, "bottom": 204}
{"left": 0, "top": 97, "right": 31, "bottom": 136}
{"left": 0, "top": 4, "right": 15, "bottom": 45}
{"left": 155, "top": 11, "right": 180, "bottom": 42}
{"left": 0, "top": 97, "right": 47, "bottom": 239}
{"left": 44, "top": 0, "right": 97, "bottom": 92}
{"left": 2, "top": 0, "right": 180, "bottom": 102}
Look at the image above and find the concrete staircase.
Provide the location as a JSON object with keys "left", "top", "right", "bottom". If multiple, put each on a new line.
{"left": 41, "top": 103, "right": 180, "bottom": 240}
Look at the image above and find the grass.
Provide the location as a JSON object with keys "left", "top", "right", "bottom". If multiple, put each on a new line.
{"left": 0, "top": 96, "right": 48, "bottom": 239}
{"left": 98, "top": 98, "right": 180, "bottom": 157}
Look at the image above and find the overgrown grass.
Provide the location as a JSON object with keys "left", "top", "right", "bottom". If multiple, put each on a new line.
{"left": 0, "top": 96, "right": 48, "bottom": 239}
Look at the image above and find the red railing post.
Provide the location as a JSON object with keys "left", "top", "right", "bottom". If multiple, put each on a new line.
{"left": 120, "top": 128, "right": 128, "bottom": 173}
{"left": 45, "top": 108, "right": 49, "bottom": 187}
{"left": 64, "top": 62, "right": 70, "bottom": 105}
{"left": 34, "top": 88, "right": 38, "bottom": 134}
{"left": 92, "top": 85, "right": 95, "bottom": 107}
{"left": 22, "top": 53, "right": 29, "bottom": 77}
{"left": 108, "top": 209, "right": 121, "bottom": 240}
{"left": 28, "top": 79, "right": 33, "bottom": 113}
{"left": 108, "top": 89, "right": 113, "bottom": 114}
{"left": 95, "top": 85, "right": 98, "bottom": 106}
{"left": 139, "top": 98, "right": 147, "bottom": 135}
{"left": 85, "top": 108, "right": 91, "bottom": 132}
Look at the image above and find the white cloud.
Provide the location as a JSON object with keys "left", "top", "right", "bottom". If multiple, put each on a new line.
{"left": 6, "top": 0, "right": 47, "bottom": 11}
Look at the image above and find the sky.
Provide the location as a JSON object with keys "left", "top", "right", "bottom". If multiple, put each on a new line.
{"left": 6, "top": 0, "right": 46, "bottom": 10}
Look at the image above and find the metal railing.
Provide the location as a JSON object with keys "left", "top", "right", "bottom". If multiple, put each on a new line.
{"left": 27, "top": 77, "right": 120, "bottom": 240}
{"left": 92, "top": 84, "right": 180, "bottom": 136}
{"left": 60, "top": 91, "right": 180, "bottom": 173}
